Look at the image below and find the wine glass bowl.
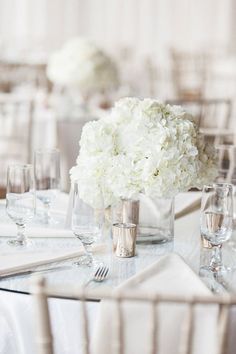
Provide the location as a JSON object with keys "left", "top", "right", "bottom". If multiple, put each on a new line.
{"left": 71, "top": 182, "right": 103, "bottom": 267}
{"left": 34, "top": 148, "right": 60, "bottom": 224}
{"left": 6, "top": 164, "right": 35, "bottom": 246}
{"left": 202, "top": 211, "right": 232, "bottom": 246}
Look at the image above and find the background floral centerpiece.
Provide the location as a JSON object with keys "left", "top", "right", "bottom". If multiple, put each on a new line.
{"left": 70, "top": 97, "right": 217, "bottom": 242}
{"left": 47, "top": 37, "right": 119, "bottom": 118}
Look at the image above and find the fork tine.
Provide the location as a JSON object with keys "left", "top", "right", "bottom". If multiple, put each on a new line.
{"left": 97, "top": 266, "right": 105, "bottom": 276}
{"left": 103, "top": 267, "right": 109, "bottom": 279}
{"left": 99, "top": 267, "right": 107, "bottom": 280}
{"left": 94, "top": 267, "right": 101, "bottom": 277}
{"left": 100, "top": 266, "right": 109, "bottom": 280}
{"left": 95, "top": 266, "right": 105, "bottom": 280}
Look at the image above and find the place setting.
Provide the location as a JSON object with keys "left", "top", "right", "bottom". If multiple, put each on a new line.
{"left": 1, "top": 2, "right": 236, "bottom": 353}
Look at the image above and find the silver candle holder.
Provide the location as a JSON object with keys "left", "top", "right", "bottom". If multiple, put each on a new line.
{"left": 112, "top": 223, "right": 137, "bottom": 258}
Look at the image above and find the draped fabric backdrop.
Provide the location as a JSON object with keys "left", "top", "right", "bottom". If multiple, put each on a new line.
{"left": 0, "top": 0, "right": 233, "bottom": 60}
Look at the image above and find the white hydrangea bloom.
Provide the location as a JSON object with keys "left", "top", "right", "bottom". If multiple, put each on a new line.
{"left": 47, "top": 37, "right": 119, "bottom": 93}
{"left": 70, "top": 97, "right": 217, "bottom": 208}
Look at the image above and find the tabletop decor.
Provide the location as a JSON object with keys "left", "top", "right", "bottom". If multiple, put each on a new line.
{"left": 70, "top": 97, "right": 217, "bottom": 243}
{"left": 112, "top": 222, "right": 137, "bottom": 257}
{"left": 47, "top": 37, "right": 119, "bottom": 118}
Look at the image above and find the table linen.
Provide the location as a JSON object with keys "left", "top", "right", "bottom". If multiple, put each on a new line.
{"left": 0, "top": 191, "right": 235, "bottom": 354}
{"left": 92, "top": 253, "right": 217, "bottom": 354}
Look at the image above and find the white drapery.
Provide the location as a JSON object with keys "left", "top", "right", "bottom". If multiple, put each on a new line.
{"left": 0, "top": 0, "right": 233, "bottom": 60}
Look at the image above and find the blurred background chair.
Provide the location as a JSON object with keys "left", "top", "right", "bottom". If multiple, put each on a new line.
{"left": 166, "top": 98, "right": 233, "bottom": 145}
{"left": 57, "top": 119, "right": 91, "bottom": 192}
{"left": 170, "top": 49, "right": 210, "bottom": 100}
{"left": 0, "top": 60, "right": 51, "bottom": 93}
{"left": 0, "top": 93, "right": 34, "bottom": 198}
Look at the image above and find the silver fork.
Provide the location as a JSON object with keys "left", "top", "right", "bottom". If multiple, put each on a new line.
{"left": 85, "top": 264, "right": 109, "bottom": 287}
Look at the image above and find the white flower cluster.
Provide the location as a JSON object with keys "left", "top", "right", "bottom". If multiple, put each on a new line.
{"left": 47, "top": 37, "right": 118, "bottom": 93}
{"left": 70, "top": 97, "right": 217, "bottom": 208}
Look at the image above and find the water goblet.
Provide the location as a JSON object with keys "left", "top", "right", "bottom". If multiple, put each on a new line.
{"left": 34, "top": 148, "right": 60, "bottom": 224}
{"left": 6, "top": 164, "right": 35, "bottom": 246}
{"left": 200, "top": 183, "right": 233, "bottom": 276}
{"left": 71, "top": 182, "right": 103, "bottom": 267}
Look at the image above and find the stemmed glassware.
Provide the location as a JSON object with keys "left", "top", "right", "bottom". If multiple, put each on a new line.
{"left": 200, "top": 183, "right": 233, "bottom": 276}
{"left": 71, "top": 181, "right": 103, "bottom": 267}
{"left": 6, "top": 164, "right": 35, "bottom": 246}
{"left": 34, "top": 148, "right": 60, "bottom": 224}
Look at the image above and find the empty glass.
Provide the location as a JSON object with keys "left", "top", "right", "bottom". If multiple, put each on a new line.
{"left": 200, "top": 183, "right": 233, "bottom": 276}
{"left": 6, "top": 164, "right": 35, "bottom": 246}
{"left": 71, "top": 182, "right": 103, "bottom": 267}
{"left": 216, "top": 144, "right": 236, "bottom": 224}
{"left": 34, "top": 148, "right": 60, "bottom": 224}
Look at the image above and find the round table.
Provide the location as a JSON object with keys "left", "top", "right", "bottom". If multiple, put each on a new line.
{"left": 0, "top": 193, "right": 236, "bottom": 354}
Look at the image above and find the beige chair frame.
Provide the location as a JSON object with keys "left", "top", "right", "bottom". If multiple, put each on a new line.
{"left": 31, "top": 277, "right": 233, "bottom": 354}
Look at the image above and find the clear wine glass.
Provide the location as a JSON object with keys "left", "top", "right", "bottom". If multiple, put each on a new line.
{"left": 200, "top": 183, "right": 233, "bottom": 276}
{"left": 6, "top": 164, "right": 35, "bottom": 246}
{"left": 71, "top": 181, "right": 104, "bottom": 267}
{"left": 34, "top": 148, "right": 60, "bottom": 224}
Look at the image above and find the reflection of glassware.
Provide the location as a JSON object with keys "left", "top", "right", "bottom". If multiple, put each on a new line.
{"left": 216, "top": 145, "right": 231, "bottom": 182}
{"left": 216, "top": 145, "right": 236, "bottom": 222}
{"left": 200, "top": 183, "right": 233, "bottom": 276}
{"left": 34, "top": 149, "right": 60, "bottom": 224}
{"left": 71, "top": 182, "right": 103, "bottom": 267}
{"left": 6, "top": 164, "right": 35, "bottom": 246}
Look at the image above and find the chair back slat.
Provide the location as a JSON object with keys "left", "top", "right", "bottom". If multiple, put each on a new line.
{"left": 81, "top": 293, "right": 90, "bottom": 354}
{"left": 150, "top": 300, "right": 158, "bottom": 354}
{"left": 30, "top": 278, "right": 236, "bottom": 354}
{"left": 178, "top": 304, "right": 194, "bottom": 354}
{"left": 31, "top": 277, "right": 54, "bottom": 354}
{"left": 218, "top": 304, "right": 230, "bottom": 354}
{"left": 113, "top": 298, "right": 124, "bottom": 354}
{"left": 0, "top": 93, "right": 34, "bottom": 196}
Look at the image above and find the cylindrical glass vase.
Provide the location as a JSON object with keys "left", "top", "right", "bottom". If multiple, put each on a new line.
{"left": 112, "top": 194, "right": 174, "bottom": 244}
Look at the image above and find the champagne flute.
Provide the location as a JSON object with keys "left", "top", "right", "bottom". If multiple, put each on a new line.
{"left": 6, "top": 164, "right": 35, "bottom": 246}
{"left": 71, "top": 181, "right": 103, "bottom": 267}
{"left": 34, "top": 148, "right": 60, "bottom": 224}
{"left": 200, "top": 183, "right": 233, "bottom": 276}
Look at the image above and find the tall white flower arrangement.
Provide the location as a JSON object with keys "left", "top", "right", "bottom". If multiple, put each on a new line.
{"left": 47, "top": 37, "right": 118, "bottom": 93}
{"left": 70, "top": 97, "right": 217, "bottom": 208}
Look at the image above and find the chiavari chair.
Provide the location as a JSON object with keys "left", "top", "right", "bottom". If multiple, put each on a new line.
{"left": 0, "top": 60, "right": 51, "bottom": 92}
{"left": 31, "top": 276, "right": 233, "bottom": 354}
{"left": 0, "top": 93, "right": 34, "bottom": 197}
{"left": 170, "top": 49, "right": 209, "bottom": 100}
{"left": 166, "top": 98, "right": 233, "bottom": 145}
{"left": 57, "top": 119, "right": 90, "bottom": 192}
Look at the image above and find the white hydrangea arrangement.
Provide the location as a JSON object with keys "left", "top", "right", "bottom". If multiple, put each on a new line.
{"left": 70, "top": 97, "right": 217, "bottom": 208}
{"left": 47, "top": 37, "right": 118, "bottom": 93}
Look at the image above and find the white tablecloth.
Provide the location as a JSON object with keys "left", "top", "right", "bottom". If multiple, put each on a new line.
{"left": 0, "top": 193, "right": 235, "bottom": 354}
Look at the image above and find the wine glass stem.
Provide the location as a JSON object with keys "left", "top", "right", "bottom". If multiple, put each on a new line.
{"left": 43, "top": 202, "right": 51, "bottom": 223}
{"left": 210, "top": 245, "right": 222, "bottom": 271}
{"left": 83, "top": 243, "right": 94, "bottom": 262}
{"left": 16, "top": 223, "right": 26, "bottom": 243}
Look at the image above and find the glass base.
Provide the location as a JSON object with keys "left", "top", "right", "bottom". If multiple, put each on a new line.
{"left": 73, "top": 255, "right": 94, "bottom": 267}
{"left": 137, "top": 226, "right": 173, "bottom": 244}
{"left": 34, "top": 213, "right": 59, "bottom": 226}
{"left": 7, "top": 238, "right": 32, "bottom": 247}
{"left": 200, "top": 264, "right": 231, "bottom": 277}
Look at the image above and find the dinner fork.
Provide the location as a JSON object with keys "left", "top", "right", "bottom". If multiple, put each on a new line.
{"left": 85, "top": 264, "right": 109, "bottom": 287}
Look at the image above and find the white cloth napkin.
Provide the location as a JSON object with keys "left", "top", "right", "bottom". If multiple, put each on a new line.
{"left": 92, "top": 253, "right": 217, "bottom": 354}
{"left": 0, "top": 223, "right": 74, "bottom": 238}
{"left": 175, "top": 192, "right": 201, "bottom": 219}
{"left": 0, "top": 244, "right": 105, "bottom": 277}
{"left": 0, "top": 193, "right": 71, "bottom": 238}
